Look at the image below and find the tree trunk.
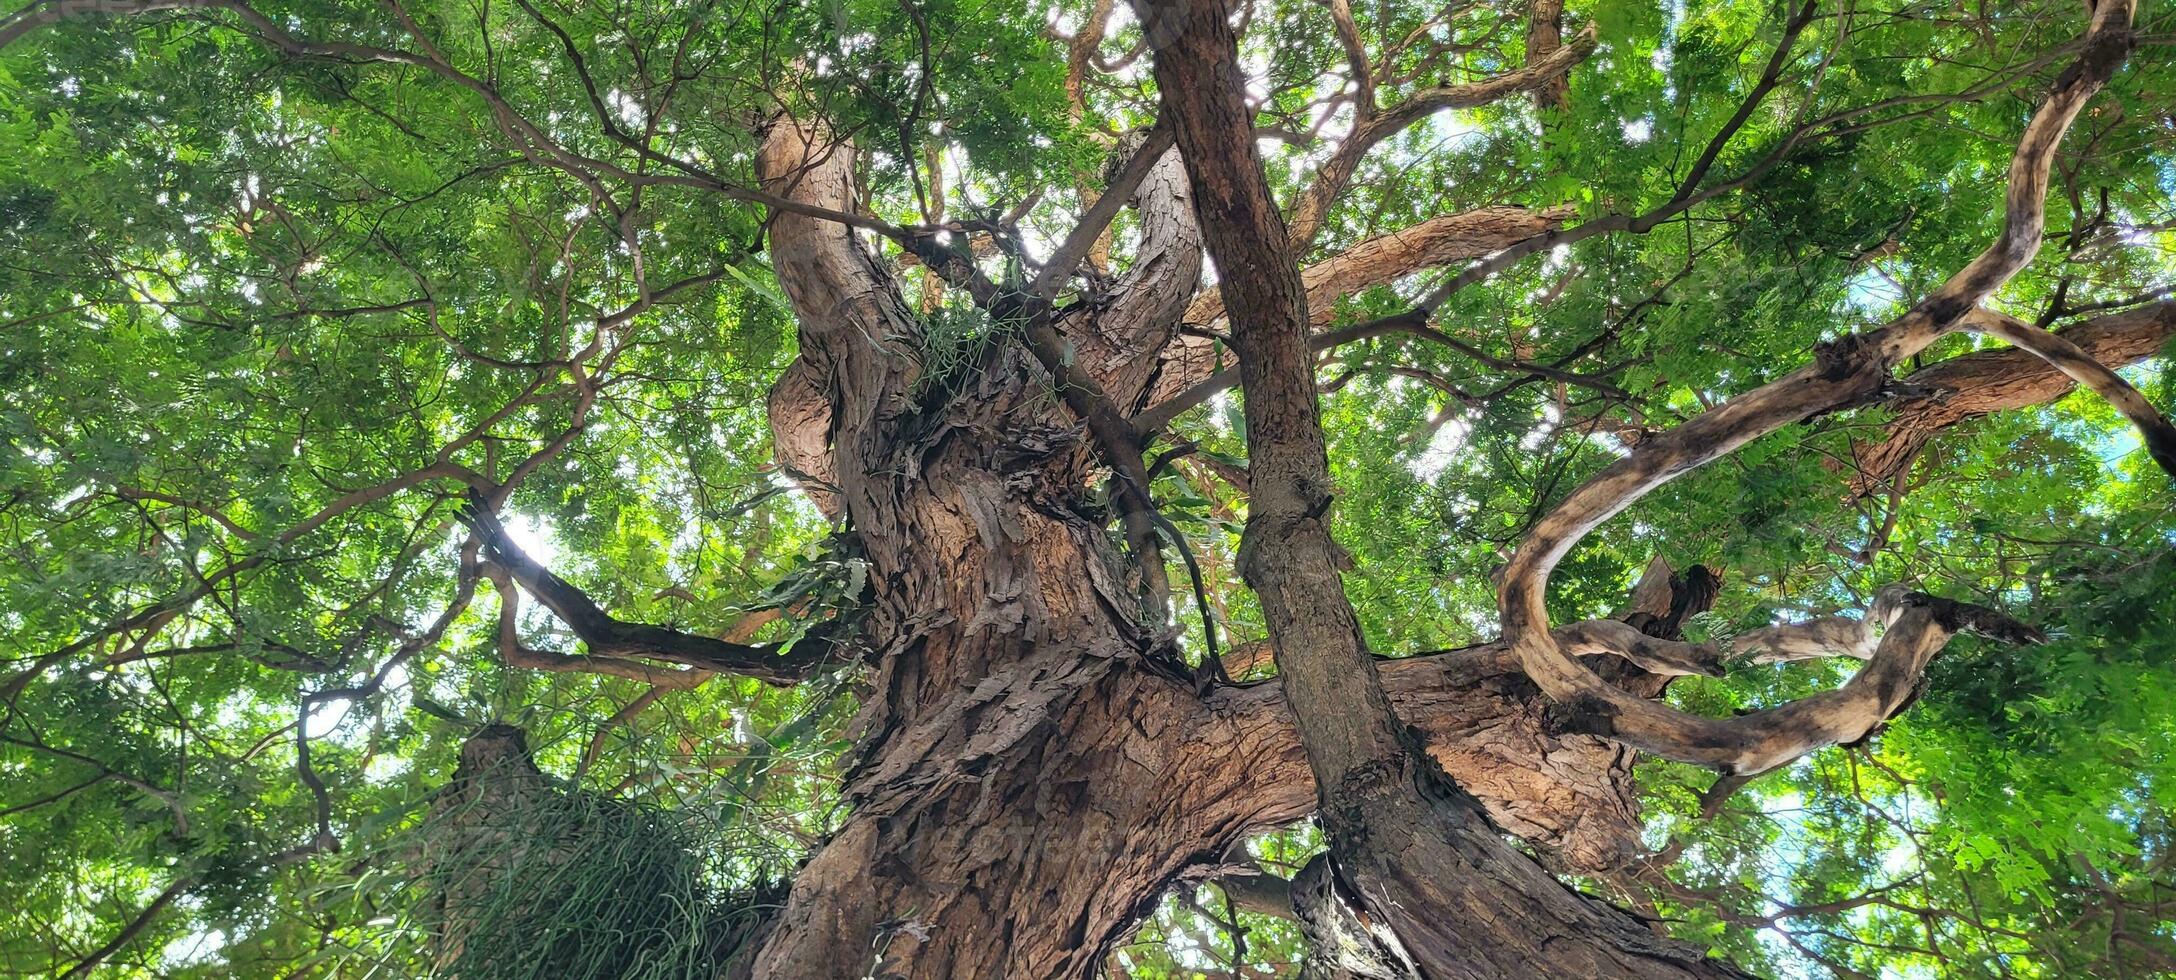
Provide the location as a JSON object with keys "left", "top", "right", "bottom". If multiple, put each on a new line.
{"left": 746, "top": 116, "right": 1232, "bottom": 979}
{"left": 1122, "top": 0, "right": 1742, "bottom": 975}
{"left": 740, "top": 114, "right": 1716, "bottom": 978}
{"left": 737, "top": 442, "right": 1709, "bottom": 975}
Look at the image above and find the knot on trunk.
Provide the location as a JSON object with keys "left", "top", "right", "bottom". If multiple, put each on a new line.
{"left": 1234, "top": 512, "right": 1353, "bottom": 588}
{"left": 1810, "top": 333, "right": 1900, "bottom": 412}
{"left": 453, "top": 723, "right": 542, "bottom": 785}
{"left": 1540, "top": 693, "right": 1622, "bottom": 739}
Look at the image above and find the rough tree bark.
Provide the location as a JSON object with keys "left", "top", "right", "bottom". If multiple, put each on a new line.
{"left": 743, "top": 115, "right": 1263, "bottom": 979}
{"left": 1125, "top": 0, "right": 1743, "bottom": 975}
{"left": 735, "top": 100, "right": 1722, "bottom": 977}
{"left": 0, "top": 0, "right": 2160, "bottom": 975}
{"left": 731, "top": 1, "right": 2150, "bottom": 973}
{"left": 379, "top": 2, "right": 2155, "bottom": 976}
{"left": 1852, "top": 300, "right": 2176, "bottom": 492}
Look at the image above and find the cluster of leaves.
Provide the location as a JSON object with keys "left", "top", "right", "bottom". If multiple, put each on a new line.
{"left": 0, "top": 0, "right": 857, "bottom": 971}
{"left": 181, "top": 716, "right": 843, "bottom": 979}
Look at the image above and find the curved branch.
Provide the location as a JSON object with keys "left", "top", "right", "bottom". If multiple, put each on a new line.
{"left": 1697, "top": 592, "right": 2029, "bottom": 775}
{"left": 1324, "top": 0, "right": 1373, "bottom": 116}
{"left": 1095, "top": 142, "right": 1204, "bottom": 366}
{"left": 1139, "top": 205, "right": 1574, "bottom": 429}
{"left": 766, "top": 355, "right": 843, "bottom": 519}
{"left": 1575, "top": 588, "right": 2038, "bottom": 776}
{"left": 55, "top": 875, "right": 195, "bottom": 980}
{"left": 459, "top": 499, "right": 831, "bottom": 686}
{"left": 1494, "top": 0, "right": 2135, "bottom": 775}
{"left": 758, "top": 117, "right": 928, "bottom": 520}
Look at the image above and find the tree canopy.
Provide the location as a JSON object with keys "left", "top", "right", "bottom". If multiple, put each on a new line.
{"left": 1, "top": 0, "right": 2173, "bottom": 975}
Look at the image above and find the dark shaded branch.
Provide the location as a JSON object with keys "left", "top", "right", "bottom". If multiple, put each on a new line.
{"left": 1312, "top": 310, "right": 1629, "bottom": 398}
{"left": 459, "top": 497, "right": 830, "bottom": 686}
{"left": 1, "top": 735, "right": 191, "bottom": 835}
{"left": 1026, "top": 127, "right": 1177, "bottom": 302}
{"left": 56, "top": 875, "right": 195, "bottom": 980}
{"left": 1214, "top": 866, "right": 1295, "bottom": 920}
{"left": 1133, "top": 0, "right": 1740, "bottom": 972}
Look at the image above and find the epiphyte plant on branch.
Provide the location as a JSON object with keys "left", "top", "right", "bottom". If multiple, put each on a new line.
{"left": 0, "top": 0, "right": 2173, "bottom": 976}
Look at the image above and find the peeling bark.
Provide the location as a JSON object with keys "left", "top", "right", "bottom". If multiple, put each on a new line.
{"left": 768, "top": 344, "right": 845, "bottom": 519}
{"left": 741, "top": 105, "right": 1718, "bottom": 973}
{"left": 748, "top": 114, "right": 1236, "bottom": 980}
{"left": 712, "top": 6, "right": 2151, "bottom": 975}
{"left": 1068, "top": 142, "right": 1206, "bottom": 407}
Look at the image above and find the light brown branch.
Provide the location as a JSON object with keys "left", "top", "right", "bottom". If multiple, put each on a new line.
{"left": 1182, "top": 204, "right": 1574, "bottom": 329}
{"left": 1140, "top": 205, "right": 1574, "bottom": 430}
{"left": 1967, "top": 308, "right": 2176, "bottom": 480}
{"left": 1494, "top": 0, "right": 2135, "bottom": 775}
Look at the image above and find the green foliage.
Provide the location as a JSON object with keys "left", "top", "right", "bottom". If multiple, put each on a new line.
{"left": 908, "top": 299, "right": 1019, "bottom": 406}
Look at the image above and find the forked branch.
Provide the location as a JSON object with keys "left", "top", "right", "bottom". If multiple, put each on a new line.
{"left": 1284, "top": 23, "right": 1598, "bottom": 248}
{"left": 1965, "top": 309, "right": 2176, "bottom": 480}
{"left": 1853, "top": 299, "right": 2176, "bottom": 493}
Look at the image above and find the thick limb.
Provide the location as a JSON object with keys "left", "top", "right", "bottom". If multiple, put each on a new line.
{"left": 1131, "top": 0, "right": 1742, "bottom": 973}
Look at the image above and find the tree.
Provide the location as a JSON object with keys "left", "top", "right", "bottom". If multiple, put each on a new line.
{"left": 2, "top": 0, "right": 2173, "bottom": 976}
